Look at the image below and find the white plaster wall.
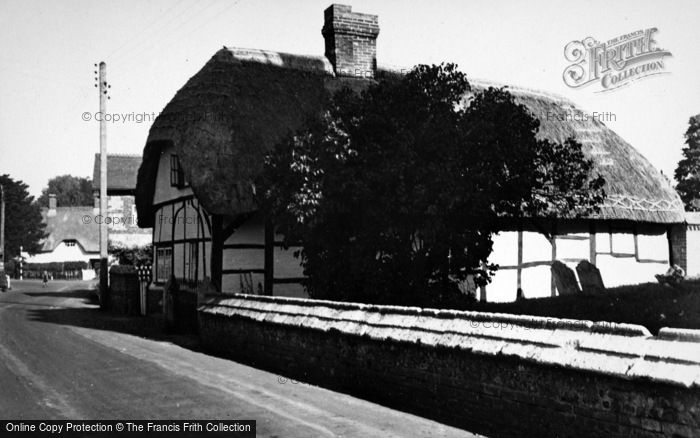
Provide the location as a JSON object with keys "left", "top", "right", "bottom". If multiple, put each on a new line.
{"left": 637, "top": 233, "right": 665, "bottom": 260}
{"left": 521, "top": 232, "right": 552, "bottom": 263}
{"left": 486, "top": 229, "right": 670, "bottom": 302}
{"left": 222, "top": 272, "right": 264, "bottom": 294}
{"left": 274, "top": 245, "right": 304, "bottom": 279}
{"left": 489, "top": 231, "right": 518, "bottom": 267}
{"left": 154, "top": 205, "right": 174, "bottom": 243}
{"left": 556, "top": 236, "right": 589, "bottom": 260}
{"left": 686, "top": 229, "right": 700, "bottom": 278}
{"left": 152, "top": 144, "right": 194, "bottom": 205}
{"left": 596, "top": 255, "right": 667, "bottom": 288}
{"left": 220, "top": 214, "right": 306, "bottom": 297}
{"left": 173, "top": 242, "right": 184, "bottom": 279}
{"left": 223, "top": 248, "right": 264, "bottom": 270}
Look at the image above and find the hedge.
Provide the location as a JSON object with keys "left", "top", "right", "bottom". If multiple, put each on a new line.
{"left": 24, "top": 261, "right": 89, "bottom": 272}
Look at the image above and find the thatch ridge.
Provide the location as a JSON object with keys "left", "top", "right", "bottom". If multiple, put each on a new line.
{"left": 135, "top": 48, "right": 684, "bottom": 227}
{"left": 473, "top": 83, "right": 683, "bottom": 223}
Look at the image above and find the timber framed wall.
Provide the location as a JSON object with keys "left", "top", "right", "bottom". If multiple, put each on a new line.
{"left": 487, "top": 220, "right": 671, "bottom": 302}
{"left": 152, "top": 196, "right": 212, "bottom": 286}
{"left": 199, "top": 294, "right": 700, "bottom": 438}
{"left": 220, "top": 212, "right": 306, "bottom": 297}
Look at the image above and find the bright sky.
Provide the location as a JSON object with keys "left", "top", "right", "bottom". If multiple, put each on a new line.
{"left": 1, "top": 0, "right": 698, "bottom": 198}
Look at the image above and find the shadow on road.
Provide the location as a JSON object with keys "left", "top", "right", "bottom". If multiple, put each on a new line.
{"left": 24, "top": 290, "right": 202, "bottom": 353}
{"left": 23, "top": 290, "right": 100, "bottom": 301}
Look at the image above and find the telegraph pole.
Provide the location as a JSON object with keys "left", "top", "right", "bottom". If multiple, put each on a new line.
{"left": 97, "top": 62, "right": 109, "bottom": 306}
{"left": 0, "top": 184, "right": 5, "bottom": 272}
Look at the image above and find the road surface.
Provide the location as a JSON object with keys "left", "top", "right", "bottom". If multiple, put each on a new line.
{"left": 0, "top": 280, "right": 477, "bottom": 437}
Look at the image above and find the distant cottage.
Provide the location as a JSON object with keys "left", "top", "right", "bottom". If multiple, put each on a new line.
{"left": 91, "top": 153, "right": 151, "bottom": 248}
{"left": 23, "top": 154, "right": 151, "bottom": 278}
{"left": 25, "top": 194, "right": 99, "bottom": 268}
{"left": 135, "top": 4, "right": 694, "bottom": 303}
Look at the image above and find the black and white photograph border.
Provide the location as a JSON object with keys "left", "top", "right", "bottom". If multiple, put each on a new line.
{"left": 1, "top": 1, "right": 699, "bottom": 437}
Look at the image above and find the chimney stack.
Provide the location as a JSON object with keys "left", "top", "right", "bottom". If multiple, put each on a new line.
{"left": 48, "top": 194, "right": 57, "bottom": 217}
{"left": 322, "top": 4, "right": 379, "bottom": 78}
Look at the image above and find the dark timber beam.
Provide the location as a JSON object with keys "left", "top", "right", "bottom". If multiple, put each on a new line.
{"left": 211, "top": 215, "right": 223, "bottom": 292}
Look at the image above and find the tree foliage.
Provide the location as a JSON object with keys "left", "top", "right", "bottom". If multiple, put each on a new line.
{"left": 674, "top": 114, "right": 700, "bottom": 211}
{"left": 0, "top": 174, "right": 46, "bottom": 258}
{"left": 108, "top": 242, "right": 153, "bottom": 266}
{"left": 261, "top": 64, "right": 605, "bottom": 306}
{"left": 37, "top": 175, "right": 94, "bottom": 207}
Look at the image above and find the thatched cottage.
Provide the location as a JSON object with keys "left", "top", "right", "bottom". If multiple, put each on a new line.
{"left": 21, "top": 194, "right": 100, "bottom": 278}
{"left": 135, "top": 4, "right": 689, "bottom": 302}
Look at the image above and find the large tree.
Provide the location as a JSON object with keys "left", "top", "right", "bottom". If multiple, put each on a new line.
{"left": 37, "top": 175, "right": 94, "bottom": 207}
{"left": 261, "top": 64, "right": 605, "bottom": 306}
{"left": 674, "top": 114, "right": 700, "bottom": 211}
{"left": 0, "top": 174, "right": 45, "bottom": 259}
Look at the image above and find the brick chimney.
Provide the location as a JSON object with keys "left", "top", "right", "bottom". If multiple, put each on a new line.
{"left": 322, "top": 4, "right": 379, "bottom": 78}
{"left": 48, "top": 194, "right": 57, "bottom": 217}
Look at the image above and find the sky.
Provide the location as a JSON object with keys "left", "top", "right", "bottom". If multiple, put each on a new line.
{"left": 1, "top": 0, "right": 698, "bottom": 198}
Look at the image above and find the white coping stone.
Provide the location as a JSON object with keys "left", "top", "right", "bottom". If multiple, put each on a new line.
{"left": 658, "top": 327, "right": 700, "bottom": 342}
{"left": 199, "top": 295, "right": 700, "bottom": 388}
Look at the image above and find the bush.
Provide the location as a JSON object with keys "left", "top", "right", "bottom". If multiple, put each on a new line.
{"left": 109, "top": 242, "right": 152, "bottom": 266}
{"left": 261, "top": 63, "right": 604, "bottom": 307}
{"left": 109, "top": 264, "right": 137, "bottom": 274}
{"left": 24, "top": 261, "right": 88, "bottom": 272}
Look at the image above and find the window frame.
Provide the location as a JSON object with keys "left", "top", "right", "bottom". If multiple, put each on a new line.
{"left": 170, "top": 154, "right": 189, "bottom": 188}
{"left": 156, "top": 246, "right": 173, "bottom": 282}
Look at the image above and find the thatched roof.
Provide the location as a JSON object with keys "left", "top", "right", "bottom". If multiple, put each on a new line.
{"left": 135, "top": 47, "right": 684, "bottom": 227}
{"left": 41, "top": 207, "right": 99, "bottom": 253}
{"left": 468, "top": 79, "right": 684, "bottom": 223}
{"left": 92, "top": 154, "right": 141, "bottom": 194}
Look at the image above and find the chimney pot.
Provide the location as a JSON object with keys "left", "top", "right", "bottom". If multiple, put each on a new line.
{"left": 48, "top": 194, "right": 57, "bottom": 217}
{"left": 322, "top": 4, "right": 379, "bottom": 78}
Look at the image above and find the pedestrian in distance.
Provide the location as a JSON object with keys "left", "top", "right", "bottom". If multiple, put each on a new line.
{"left": 42, "top": 270, "right": 49, "bottom": 288}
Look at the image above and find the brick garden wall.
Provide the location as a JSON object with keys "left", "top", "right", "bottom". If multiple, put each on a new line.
{"left": 108, "top": 268, "right": 139, "bottom": 314}
{"left": 109, "top": 269, "right": 161, "bottom": 315}
{"left": 199, "top": 295, "right": 700, "bottom": 438}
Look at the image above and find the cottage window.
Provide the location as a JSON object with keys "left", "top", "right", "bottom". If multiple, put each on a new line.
{"left": 156, "top": 247, "right": 172, "bottom": 282}
{"left": 184, "top": 241, "right": 198, "bottom": 283}
{"left": 170, "top": 154, "right": 189, "bottom": 188}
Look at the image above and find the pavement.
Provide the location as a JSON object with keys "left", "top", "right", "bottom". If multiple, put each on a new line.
{"left": 0, "top": 280, "right": 479, "bottom": 437}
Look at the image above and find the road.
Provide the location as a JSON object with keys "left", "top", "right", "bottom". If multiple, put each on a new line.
{"left": 0, "top": 280, "right": 477, "bottom": 437}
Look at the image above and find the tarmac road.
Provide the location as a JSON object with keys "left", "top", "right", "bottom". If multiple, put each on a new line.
{"left": 0, "top": 280, "right": 478, "bottom": 437}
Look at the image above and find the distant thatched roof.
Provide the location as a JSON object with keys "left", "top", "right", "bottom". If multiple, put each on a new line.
{"left": 92, "top": 154, "right": 142, "bottom": 194}
{"left": 41, "top": 207, "right": 99, "bottom": 253}
{"left": 135, "top": 47, "right": 684, "bottom": 227}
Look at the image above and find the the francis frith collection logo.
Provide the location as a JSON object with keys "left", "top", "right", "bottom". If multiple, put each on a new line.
{"left": 563, "top": 28, "right": 672, "bottom": 92}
